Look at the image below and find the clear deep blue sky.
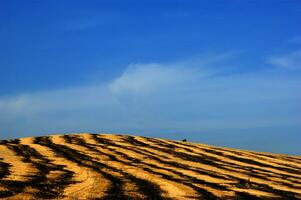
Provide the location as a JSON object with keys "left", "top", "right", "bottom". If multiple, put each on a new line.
{"left": 0, "top": 1, "right": 300, "bottom": 154}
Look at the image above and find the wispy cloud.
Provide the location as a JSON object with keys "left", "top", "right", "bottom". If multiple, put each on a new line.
{"left": 267, "top": 50, "right": 301, "bottom": 70}
{"left": 109, "top": 63, "right": 201, "bottom": 95}
{"left": 1, "top": 56, "right": 300, "bottom": 139}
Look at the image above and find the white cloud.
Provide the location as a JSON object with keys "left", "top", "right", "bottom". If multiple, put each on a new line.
{"left": 267, "top": 50, "right": 301, "bottom": 70}
{"left": 0, "top": 58, "right": 300, "bottom": 138}
{"left": 109, "top": 63, "right": 200, "bottom": 95}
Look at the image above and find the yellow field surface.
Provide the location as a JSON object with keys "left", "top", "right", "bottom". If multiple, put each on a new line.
{"left": 0, "top": 133, "right": 300, "bottom": 199}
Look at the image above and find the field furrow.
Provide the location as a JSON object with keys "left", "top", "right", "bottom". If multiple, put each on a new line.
{"left": 0, "top": 133, "right": 300, "bottom": 199}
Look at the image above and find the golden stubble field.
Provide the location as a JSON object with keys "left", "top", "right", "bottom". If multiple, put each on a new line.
{"left": 0, "top": 133, "right": 300, "bottom": 199}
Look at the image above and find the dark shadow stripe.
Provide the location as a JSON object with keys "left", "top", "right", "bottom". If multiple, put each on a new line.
{"left": 36, "top": 136, "right": 137, "bottom": 200}
{"left": 1, "top": 134, "right": 300, "bottom": 200}
{"left": 138, "top": 137, "right": 301, "bottom": 199}
{"left": 169, "top": 140, "right": 301, "bottom": 186}
{"left": 209, "top": 147, "right": 301, "bottom": 172}
{"left": 65, "top": 134, "right": 169, "bottom": 200}
{"left": 148, "top": 138, "right": 301, "bottom": 185}
{"left": 122, "top": 140, "right": 235, "bottom": 185}
{"left": 99, "top": 135, "right": 290, "bottom": 200}
{"left": 0, "top": 139, "right": 20, "bottom": 145}
{"left": 1, "top": 141, "right": 75, "bottom": 199}
{"left": 90, "top": 134, "right": 224, "bottom": 200}
{"left": 124, "top": 136, "right": 259, "bottom": 179}
{"left": 134, "top": 137, "right": 259, "bottom": 175}
{"left": 247, "top": 154, "right": 301, "bottom": 172}
{"left": 119, "top": 136, "right": 234, "bottom": 189}
{"left": 105, "top": 135, "right": 297, "bottom": 200}
{"left": 0, "top": 158, "right": 11, "bottom": 180}
{"left": 0, "top": 157, "right": 13, "bottom": 197}
{"left": 122, "top": 136, "right": 236, "bottom": 180}
{"left": 182, "top": 141, "right": 301, "bottom": 174}
{"left": 234, "top": 191, "right": 275, "bottom": 200}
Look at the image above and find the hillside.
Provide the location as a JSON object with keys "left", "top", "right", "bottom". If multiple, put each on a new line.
{"left": 0, "top": 133, "right": 301, "bottom": 200}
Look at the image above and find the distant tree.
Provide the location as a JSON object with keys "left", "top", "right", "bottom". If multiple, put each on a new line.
{"left": 182, "top": 139, "right": 187, "bottom": 142}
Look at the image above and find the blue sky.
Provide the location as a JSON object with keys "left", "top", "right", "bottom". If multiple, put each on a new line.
{"left": 0, "top": 0, "right": 300, "bottom": 154}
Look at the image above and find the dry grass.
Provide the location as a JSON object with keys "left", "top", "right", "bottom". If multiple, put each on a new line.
{"left": 0, "top": 133, "right": 300, "bottom": 199}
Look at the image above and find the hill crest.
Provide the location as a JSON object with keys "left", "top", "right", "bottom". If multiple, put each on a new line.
{"left": 1, "top": 133, "right": 301, "bottom": 199}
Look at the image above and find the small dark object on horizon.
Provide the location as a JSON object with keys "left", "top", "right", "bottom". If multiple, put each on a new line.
{"left": 182, "top": 139, "right": 187, "bottom": 142}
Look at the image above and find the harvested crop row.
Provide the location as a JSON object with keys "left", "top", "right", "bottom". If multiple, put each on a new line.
{"left": 0, "top": 133, "right": 300, "bottom": 199}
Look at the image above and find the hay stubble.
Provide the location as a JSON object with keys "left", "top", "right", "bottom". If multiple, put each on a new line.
{"left": 0, "top": 133, "right": 300, "bottom": 199}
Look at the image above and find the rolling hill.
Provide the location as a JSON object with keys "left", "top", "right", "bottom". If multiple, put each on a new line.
{"left": 0, "top": 133, "right": 301, "bottom": 199}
